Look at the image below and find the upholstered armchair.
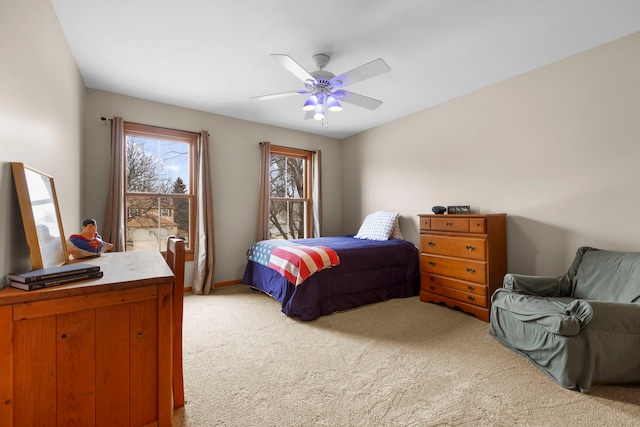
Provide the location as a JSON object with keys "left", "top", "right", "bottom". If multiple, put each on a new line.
{"left": 489, "top": 246, "right": 640, "bottom": 392}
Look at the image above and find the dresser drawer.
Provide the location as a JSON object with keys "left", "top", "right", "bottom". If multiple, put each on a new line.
{"left": 421, "top": 283, "right": 487, "bottom": 308}
{"left": 469, "top": 218, "right": 486, "bottom": 233}
{"left": 421, "top": 254, "right": 486, "bottom": 284}
{"left": 430, "top": 217, "right": 469, "bottom": 232}
{"left": 420, "top": 235, "right": 486, "bottom": 261}
{"left": 429, "top": 217, "right": 487, "bottom": 233}
{"left": 420, "top": 217, "right": 431, "bottom": 231}
{"left": 421, "top": 274, "right": 487, "bottom": 297}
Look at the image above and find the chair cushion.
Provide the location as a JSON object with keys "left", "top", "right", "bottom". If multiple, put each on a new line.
{"left": 574, "top": 249, "right": 640, "bottom": 302}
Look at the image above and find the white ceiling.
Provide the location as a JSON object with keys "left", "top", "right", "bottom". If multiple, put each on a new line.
{"left": 51, "top": 0, "right": 640, "bottom": 139}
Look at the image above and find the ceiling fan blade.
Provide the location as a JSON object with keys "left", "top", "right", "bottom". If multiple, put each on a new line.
{"left": 337, "top": 90, "right": 383, "bottom": 110}
{"left": 331, "top": 58, "right": 390, "bottom": 88}
{"left": 271, "top": 54, "right": 316, "bottom": 84}
{"left": 250, "top": 90, "right": 307, "bottom": 101}
{"left": 303, "top": 110, "right": 314, "bottom": 120}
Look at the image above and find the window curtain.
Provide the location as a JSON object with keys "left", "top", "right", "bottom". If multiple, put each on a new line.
{"left": 257, "top": 141, "right": 271, "bottom": 241}
{"left": 191, "top": 130, "right": 215, "bottom": 295}
{"left": 312, "top": 149, "right": 322, "bottom": 237}
{"left": 103, "top": 116, "right": 126, "bottom": 251}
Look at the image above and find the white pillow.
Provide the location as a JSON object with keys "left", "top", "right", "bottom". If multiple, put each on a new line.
{"left": 354, "top": 211, "right": 399, "bottom": 241}
{"left": 390, "top": 216, "right": 404, "bottom": 239}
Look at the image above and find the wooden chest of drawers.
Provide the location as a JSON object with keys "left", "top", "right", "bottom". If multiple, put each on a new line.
{"left": 418, "top": 213, "right": 507, "bottom": 322}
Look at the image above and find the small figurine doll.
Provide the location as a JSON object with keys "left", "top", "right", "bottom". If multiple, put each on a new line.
{"left": 67, "top": 218, "right": 114, "bottom": 259}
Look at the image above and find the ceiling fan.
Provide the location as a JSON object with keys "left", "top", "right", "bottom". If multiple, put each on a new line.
{"left": 251, "top": 53, "right": 391, "bottom": 123}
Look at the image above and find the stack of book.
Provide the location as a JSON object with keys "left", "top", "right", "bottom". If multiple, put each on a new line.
{"left": 7, "top": 263, "right": 103, "bottom": 291}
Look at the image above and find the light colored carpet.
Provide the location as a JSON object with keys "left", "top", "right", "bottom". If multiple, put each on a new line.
{"left": 172, "top": 286, "right": 640, "bottom": 427}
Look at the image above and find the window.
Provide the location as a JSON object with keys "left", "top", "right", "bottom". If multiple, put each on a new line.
{"left": 267, "top": 145, "right": 313, "bottom": 239}
{"left": 124, "top": 122, "right": 196, "bottom": 254}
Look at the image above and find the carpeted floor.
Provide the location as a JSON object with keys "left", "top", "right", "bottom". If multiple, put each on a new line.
{"left": 172, "top": 286, "right": 640, "bottom": 427}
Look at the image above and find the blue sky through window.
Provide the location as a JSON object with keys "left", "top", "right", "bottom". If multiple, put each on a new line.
{"left": 128, "top": 136, "right": 189, "bottom": 193}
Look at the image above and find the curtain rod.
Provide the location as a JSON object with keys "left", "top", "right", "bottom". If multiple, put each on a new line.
{"left": 100, "top": 116, "right": 208, "bottom": 136}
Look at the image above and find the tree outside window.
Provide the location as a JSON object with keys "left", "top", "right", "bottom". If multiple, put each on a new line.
{"left": 268, "top": 146, "right": 313, "bottom": 239}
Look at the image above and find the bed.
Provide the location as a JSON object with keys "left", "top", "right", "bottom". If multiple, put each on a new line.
{"left": 242, "top": 235, "right": 420, "bottom": 320}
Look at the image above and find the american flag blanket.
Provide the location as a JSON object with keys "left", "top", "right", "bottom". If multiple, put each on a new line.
{"left": 247, "top": 240, "right": 340, "bottom": 285}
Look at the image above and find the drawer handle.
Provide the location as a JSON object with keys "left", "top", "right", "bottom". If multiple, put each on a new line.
{"left": 466, "top": 268, "right": 476, "bottom": 274}
{"left": 465, "top": 245, "right": 475, "bottom": 252}
{"left": 467, "top": 285, "right": 475, "bottom": 291}
{"left": 428, "top": 241, "right": 436, "bottom": 247}
{"left": 428, "top": 261, "right": 436, "bottom": 267}
{"left": 429, "top": 285, "right": 436, "bottom": 291}
{"left": 467, "top": 295, "right": 476, "bottom": 301}
{"left": 446, "top": 221, "right": 453, "bottom": 227}
{"left": 430, "top": 277, "right": 436, "bottom": 282}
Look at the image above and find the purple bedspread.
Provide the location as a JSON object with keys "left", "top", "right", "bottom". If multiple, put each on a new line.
{"left": 242, "top": 236, "right": 420, "bottom": 320}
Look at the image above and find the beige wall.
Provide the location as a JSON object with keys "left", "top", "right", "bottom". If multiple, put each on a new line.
{"left": 0, "top": 0, "right": 85, "bottom": 285}
{"left": 343, "top": 32, "right": 640, "bottom": 276}
{"left": 84, "top": 90, "right": 343, "bottom": 283}
{"left": 3, "top": 0, "right": 639, "bottom": 287}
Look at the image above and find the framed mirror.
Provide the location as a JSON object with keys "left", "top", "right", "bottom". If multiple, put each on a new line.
{"left": 11, "top": 162, "right": 68, "bottom": 269}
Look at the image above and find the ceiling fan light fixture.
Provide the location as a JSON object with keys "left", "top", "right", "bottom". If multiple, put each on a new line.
{"left": 302, "top": 94, "right": 318, "bottom": 111}
{"left": 326, "top": 95, "right": 342, "bottom": 112}
{"left": 313, "top": 103, "right": 325, "bottom": 121}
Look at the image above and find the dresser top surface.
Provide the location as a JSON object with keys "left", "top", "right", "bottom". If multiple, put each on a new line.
{"left": 418, "top": 213, "right": 506, "bottom": 218}
{"left": 0, "top": 251, "right": 174, "bottom": 305}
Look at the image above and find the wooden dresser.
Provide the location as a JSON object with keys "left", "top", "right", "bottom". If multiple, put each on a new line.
{"left": 0, "top": 251, "right": 175, "bottom": 427}
{"left": 418, "top": 213, "right": 507, "bottom": 322}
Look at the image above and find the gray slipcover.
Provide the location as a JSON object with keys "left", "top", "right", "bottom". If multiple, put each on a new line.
{"left": 489, "top": 246, "right": 640, "bottom": 392}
